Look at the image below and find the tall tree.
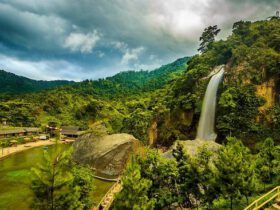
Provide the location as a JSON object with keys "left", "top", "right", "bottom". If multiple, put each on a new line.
{"left": 113, "top": 159, "right": 155, "bottom": 210}
{"left": 214, "top": 137, "right": 256, "bottom": 210}
{"left": 172, "top": 143, "right": 196, "bottom": 208}
{"left": 256, "top": 138, "right": 278, "bottom": 186}
{"left": 30, "top": 146, "right": 82, "bottom": 210}
{"left": 137, "top": 149, "right": 179, "bottom": 209}
{"left": 193, "top": 145, "right": 219, "bottom": 209}
{"left": 198, "top": 25, "right": 221, "bottom": 53}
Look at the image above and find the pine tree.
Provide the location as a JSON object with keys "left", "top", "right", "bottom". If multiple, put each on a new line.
{"left": 137, "top": 149, "right": 179, "bottom": 209}
{"left": 30, "top": 146, "right": 81, "bottom": 210}
{"left": 214, "top": 137, "right": 256, "bottom": 210}
{"left": 256, "top": 138, "right": 276, "bottom": 185}
{"left": 172, "top": 143, "right": 196, "bottom": 208}
{"left": 194, "top": 145, "right": 219, "bottom": 209}
{"left": 198, "top": 25, "right": 221, "bottom": 53}
{"left": 113, "top": 159, "right": 155, "bottom": 210}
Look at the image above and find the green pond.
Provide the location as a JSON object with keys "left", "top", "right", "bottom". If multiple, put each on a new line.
{"left": 0, "top": 145, "right": 113, "bottom": 210}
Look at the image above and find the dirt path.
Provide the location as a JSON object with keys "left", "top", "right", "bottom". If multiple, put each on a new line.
{"left": 0, "top": 140, "right": 56, "bottom": 159}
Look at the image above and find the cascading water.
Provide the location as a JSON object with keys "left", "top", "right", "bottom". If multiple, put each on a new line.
{"left": 196, "top": 66, "right": 225, "bottom": 141}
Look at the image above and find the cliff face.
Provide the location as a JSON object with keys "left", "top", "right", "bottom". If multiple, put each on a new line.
{"left": 148, "top": 120, "right": 158, "bottom": 145}
{"left": 148, "top": 110, "right": 196, "bottom": 146}
{"left": 256, "top": 78, "right": 276, "bottom": 112}
{"left": 149, "top": 18, "right": 280, "bottom": 146}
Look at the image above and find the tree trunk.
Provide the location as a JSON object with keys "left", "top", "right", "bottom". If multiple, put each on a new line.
{"left": 51, "top": 159, "right": 56, "bottom": 210}
{"left": 230, "top": 197, "right": 233, "bottom": 210}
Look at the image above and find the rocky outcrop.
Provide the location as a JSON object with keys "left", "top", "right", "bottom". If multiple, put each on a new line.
{"left": 163, "top": 139, "right": 221, "bottom": 158}
{"left": 256, "top": 77, "right": 276, "bottom": 112}
{"left": 72, "top": 133, "right": 140, "bottom": 178}
{"left": 148, "top": 120, "right": 158, "bottom": 145}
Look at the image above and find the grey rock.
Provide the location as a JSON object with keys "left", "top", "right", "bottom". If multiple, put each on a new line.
{"left": 72, "top": 133, "right": 139, "bottom": 178}
{"left": 163, "top": 139, "right": 221, "bottom": 159}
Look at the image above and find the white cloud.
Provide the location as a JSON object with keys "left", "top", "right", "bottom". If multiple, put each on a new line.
{"left": 111, "top": 41, "right": 146, "bottom": 66}
{"left": 0, "top": 54, "right": 86, "bottom": 81}
{"left": 121, "top": 46, "right": 145, "bottom": 65}
{"left": 64, "top": 30, "right": 100, "bottom": 53}
{"left": 0, "top": 0, "right": 278, "bottom": 80}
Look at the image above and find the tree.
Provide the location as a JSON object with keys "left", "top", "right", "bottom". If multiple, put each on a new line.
{"left": 172, "top": 143, "right": 196, "bottom": 208}
{"left": 214, "top": 137, "right": 256, "bottom": 210}
{"left": 137, "top": 149, "right": 179, "bottom": 209}
{"left": 198, "top": 25, "right": 221, "bottom": 53}
{"left": 256, "top": 138, "right": 278, "bottom": 187}
{"left": 31, "top": 145, "right": 82, "bottom": 210}
{"left": 71, "top": 166, "right": 95, "bottom": 210}
{"left": 193, "top": 145, "right": 219, "bottom": 209}
{"left": 113, "top": 159, "right": 155, "bottom": 210}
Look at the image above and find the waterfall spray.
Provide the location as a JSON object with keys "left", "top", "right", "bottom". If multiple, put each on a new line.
{"left": 196, "top": 66, "right": 224, "bottom": 141}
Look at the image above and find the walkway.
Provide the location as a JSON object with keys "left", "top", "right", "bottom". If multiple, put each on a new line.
{"left": 96, "top": 179, "right": 122, "bottom": 210}
{"left": 244, "top": 186, "right": 280, "bottom": 210}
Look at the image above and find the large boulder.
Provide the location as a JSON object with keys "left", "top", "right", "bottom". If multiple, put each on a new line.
{"left": 72, "top": 133, "right": 140, "bottom": 178}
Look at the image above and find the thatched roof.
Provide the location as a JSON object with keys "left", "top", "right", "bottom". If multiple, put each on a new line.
{"left": 0, "top": 129, "right": 25, "bottom": 135}
{"left": 25, "top": 127, "right": 39, "bottom": 132}
{"left": 0, "top": 127, "right": 39, "bottom": 135}
{"left": 61, "top": 126, "right": 80, "bottom": 135}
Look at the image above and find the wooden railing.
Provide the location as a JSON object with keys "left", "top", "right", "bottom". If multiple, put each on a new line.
{"left": 244, "top": 186, "right": 280, "bottom": 210}
{"left": 95, "top": 178, "right": 122, "bottom": 210}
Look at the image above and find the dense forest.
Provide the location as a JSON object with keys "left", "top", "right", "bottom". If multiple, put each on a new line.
{"left": 0, "top": 57, "right": 189, "bottom": 139}
{"left": 111, "top": 17, "right": 280, "bottom": 210}
{"left": 0, "top": 70, "right": 75, "bottom": 95}
{"left": 0, "top": 16, "right": 280, "bottom": 210}
{"left": 0, "top": 18, "right": 280, "bottom": 148}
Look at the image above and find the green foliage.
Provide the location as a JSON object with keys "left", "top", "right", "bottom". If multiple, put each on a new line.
{"left": 122, "top": 109, "right": 152, "bottom": 143}
{"left": 168, "top": 18, "right": 280, "bottom": 146}
{"left": 267, "top": 106, "right": 280, "bottom": 129}
{"left": 1, "top": 18, "right": 279, "bottom": 147}
{"left": 30, "top": 145, "right": 94, "bottom": 210}
{"left": 30, "top": 146, "right": 76, "bottom": 209}
{"left": 0, "top": 70, "right": 74, "bottom": 95}
{"left": 198, "top": 25, "right": 221, "bottom": 53}
{"left": 116, "top": 133, "right": 279, "bottom": 210}
{"left": 71, "top": 166, "right": 95, "bottom": 210}
{"left": 217, "top": 85, "right": 265, "bottom": 139}
{"left": 256, "top": 138, "right": 279, "bottom": 184}
{"left": 137, "top": 149, "right": 179, "bottom": 209}
{"left": 113, "top": 159, "right": 156, "bottom": 210}
{"left": 0, "top": 57, "right": 190, "bottom": 144}
{"left": 214, "top": 137, "right": 256, "bottom": 210}
{"left": 64, "top": 57, "right": 189, "bottom": 100}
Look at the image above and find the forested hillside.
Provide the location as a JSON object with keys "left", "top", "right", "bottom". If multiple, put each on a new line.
{"left": 0, "top": 57, "right": 190, "bottom": 135}
{"left": 65, "top": 56, "right": 189, "bottom": 99}
{"left": 0, "top": 18, "right": 279, "bottom": 148}
{"left": 112, "top": 17, "right": 280, "bottom": 210}
{"left": 0, "top": 70, "right": 75, "bottom": 94}
{"left": 167, "top": 18, "right": 280, "bottom": 148}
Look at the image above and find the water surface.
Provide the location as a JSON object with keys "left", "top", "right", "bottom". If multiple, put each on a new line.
{"left": 0, "top": 145, "right": 113, "bottom": 210}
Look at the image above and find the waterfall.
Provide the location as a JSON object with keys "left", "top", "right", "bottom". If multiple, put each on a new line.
{"left": 196, "top": 66, "right": 224, "bottom": 141}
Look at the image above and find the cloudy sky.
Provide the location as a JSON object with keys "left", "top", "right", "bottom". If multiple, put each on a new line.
{"left": 0, "top": 0, "right": 278, "bottom": 81}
